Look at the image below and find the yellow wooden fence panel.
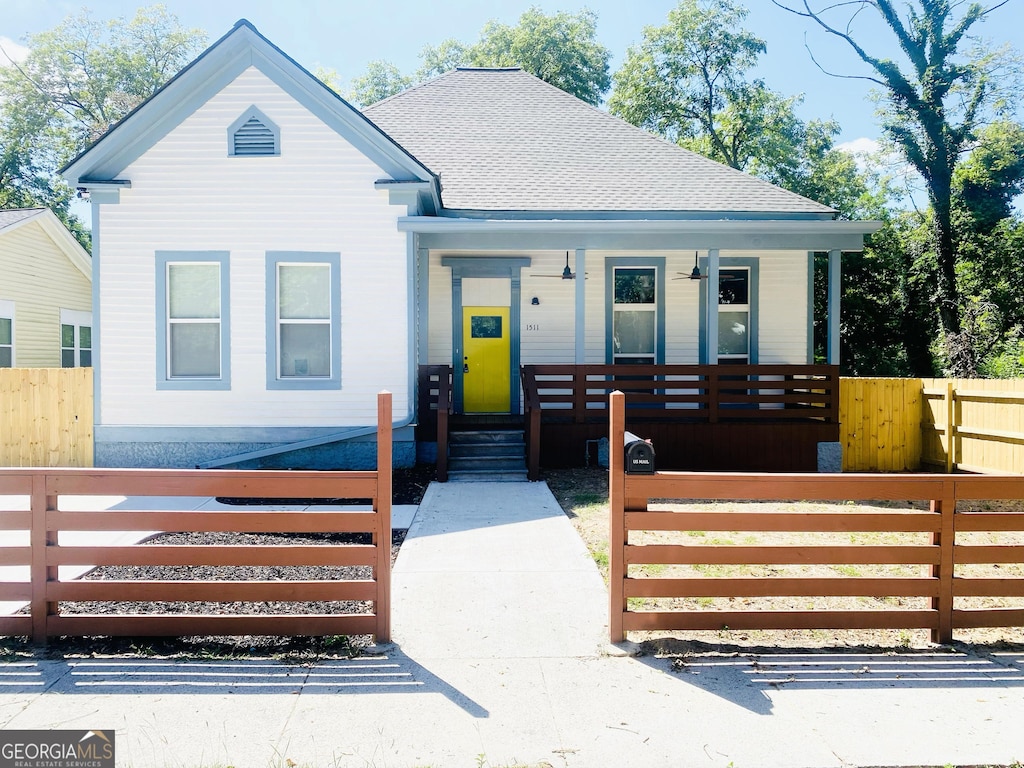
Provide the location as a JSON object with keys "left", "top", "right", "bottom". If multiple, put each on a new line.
{"left": 0, "top": 368, "right": 93, "bottom": 467}
{"left": 840, "top": 378, "right": 922, "bottom": 471}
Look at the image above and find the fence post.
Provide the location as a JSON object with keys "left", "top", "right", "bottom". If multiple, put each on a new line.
{"left": 609, "top": 391, "right": 626, "bottom": 643}
{"left": 930, "top": 479, "right": 955, "bottom": 644}
{"left": 375, "top": 391, "right": 393, "bottom": 644}
{"left": 29, "top": 472, "right": 56, "bottom": 644}
{"left": 945, "top": 381, "right": 955, "bottom": 473}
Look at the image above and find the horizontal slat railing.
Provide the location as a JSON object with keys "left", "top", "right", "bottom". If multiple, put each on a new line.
{"left": 523, "top": 364, "right": 839, "bottom": 424}
{"left": 0, "top": 391, "right": 393, "bottom": 644}
{"left": 418, "top": 365, "right": 452, "bottom": 482}
{"left": 608, "top": 390, "right": 1024, "bottom": 645}
{"left": 522, "top": 364, "right": 838, "bottom": 479}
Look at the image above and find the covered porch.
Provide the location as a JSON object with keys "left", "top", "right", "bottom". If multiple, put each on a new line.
{"left": 418, "top": 363, "right": 840, "bottom": 480}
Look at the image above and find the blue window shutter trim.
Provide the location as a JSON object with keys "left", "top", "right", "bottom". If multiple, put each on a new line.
{"left": 228, "top": 105, "right": 280, "bottom": 157}
{"left": 155, "top": 251, "right": 231, "bottom": 391}
{"left": 265, "top": 251, "right": 342, "bottom": 391}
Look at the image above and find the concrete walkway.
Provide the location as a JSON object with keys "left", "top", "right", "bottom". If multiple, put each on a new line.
{"left": 392, "top": 480, "right": 608, "bottom": 659}
{"left": 0, "top": 481, "right": 1023, "bottom": 767}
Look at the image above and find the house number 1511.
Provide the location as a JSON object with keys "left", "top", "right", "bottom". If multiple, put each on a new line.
{"left": 526, "top": 324, "right": 540, "bottom": 331}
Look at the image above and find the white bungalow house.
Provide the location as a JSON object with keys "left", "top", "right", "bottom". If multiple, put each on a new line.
{"left": 61, "top": 20, "right": 878, "bottom": 472}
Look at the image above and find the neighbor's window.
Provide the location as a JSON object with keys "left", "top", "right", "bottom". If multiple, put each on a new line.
{"left": 155, "top": 252, "right": 230, "bottom": 390}
{"left": 60, "top": 309, "right": 92, "bottom": 368}
{"left": 0, "top": 300, "right": 13, "bottom": 368}
{"left": 266, "top": 252, "right": 341, "bottom": 390}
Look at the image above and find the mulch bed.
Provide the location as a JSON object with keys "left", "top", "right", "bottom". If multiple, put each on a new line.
{"left": 9, "top": 465, "right": 435, "bottom": 659}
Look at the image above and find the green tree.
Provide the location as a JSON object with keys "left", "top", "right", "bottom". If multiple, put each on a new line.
{"left": 0, "top": 5, "right": 206, "bottom": 246}
{"left": 465, "top": 7, "right": 610, "bottom": 105}
{"left": 347, "top": 60, "right": 413, "bottom": 107}
{"left": 608, "top": 0, "right": 781, "bottom": 170}
{"left": 347, "top": 6, "right": 611, "bottom": 107}
{"left": 772, "top": 0, "right": 1018, "bottom": 376}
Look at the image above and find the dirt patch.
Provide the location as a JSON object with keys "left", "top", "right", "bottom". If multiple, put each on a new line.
{"left": 543, "top": 467, "right": 1024, "bottom": 649}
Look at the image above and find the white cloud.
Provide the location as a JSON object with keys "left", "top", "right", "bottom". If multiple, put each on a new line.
{"left": 837, "top": 137, "right": 881, "bottom": 156}
{"left": 0, "top": 36, "right": 30, "bottom": 65}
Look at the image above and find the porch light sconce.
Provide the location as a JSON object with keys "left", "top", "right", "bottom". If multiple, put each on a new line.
{"left": 531, "top": 297, "right": 540, "bottom": 305}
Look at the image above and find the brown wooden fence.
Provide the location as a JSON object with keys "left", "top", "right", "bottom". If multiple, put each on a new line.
{"left": 0, "top": 392, "right": 393, "bottom": 643}
{"left": 609, "top": 390, "right": 1024, "bottom": 644}
{"left": 0, "top": 368, "right": 93, "bottom": 467}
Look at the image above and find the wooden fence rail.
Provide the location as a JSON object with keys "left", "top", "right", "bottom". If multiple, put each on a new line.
{"left": 0, "top": 368, "right": 93, "bottom": 467}
{"left": 921, "top": 378, "right": 1024, "bottom": 475}
{"left": 609, "top": 390, "right": 1024, "bottom": 644}
{"left": 0, "top": 392, "right": 392, "bottom": 643}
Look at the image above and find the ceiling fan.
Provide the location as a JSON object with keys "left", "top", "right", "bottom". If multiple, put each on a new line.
{"left": 672, "top": 251, "right": 743, "bottom": 282}
{"left": 673, "top": 252, "right": 709, "bottom": 280}
{"left": 531, "top": 251, "right": 582, "bottom": 280}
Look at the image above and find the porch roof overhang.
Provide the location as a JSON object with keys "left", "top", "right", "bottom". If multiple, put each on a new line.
{"left": 398, "top": 216, "right": 882, "bottom": 252}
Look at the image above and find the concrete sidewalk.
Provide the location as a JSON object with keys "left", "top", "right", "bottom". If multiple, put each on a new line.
{"left": 0, "top": 481, "right": 1022, "bottom": 767}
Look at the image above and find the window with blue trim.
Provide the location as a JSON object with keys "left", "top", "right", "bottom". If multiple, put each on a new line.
{"left": 0, "top": 299, "right": 14, "bottom": 367}
{"left": 266, "top": 252, "right": 341, "bottom": 390}
{"left": 155, "top": 252, "right": 231, "bottom": 390}
{"left": 228, "top": 106, "right": 280, "bottom": 157}
{"left": 718, "top": 268, "right": 751, "bottom": 364}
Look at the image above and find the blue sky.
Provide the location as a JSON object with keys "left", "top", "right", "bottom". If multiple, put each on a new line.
{"left": 2, "top": 0, "right": 1023, "bottom": 151}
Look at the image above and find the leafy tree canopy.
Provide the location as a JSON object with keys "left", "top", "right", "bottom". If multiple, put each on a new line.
{"left": 0, "top": 5, "right": 206, "bottom": 247}
{"left": 346, "top": 6, "right": 610, "bottom": 107}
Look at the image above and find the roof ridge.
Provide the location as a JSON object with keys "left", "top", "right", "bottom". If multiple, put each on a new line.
{"left": 362, "top": 69, "right": 464, "bottom": 111}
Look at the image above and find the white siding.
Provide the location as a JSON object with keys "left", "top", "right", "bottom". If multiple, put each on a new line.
{"left": 425, "top": 248, "right": 811, "bottom": 369}
{"left": 99, "top": 67, "right": 410, "bottom": 428}
{"left": 426, "top": 251, "right": 452, "bottom": 364}
{"left": 741, "top": 250, "right": 809, "bottom": 364}
{"left": 520, "top": 251, "right": 575, "bottom": 365}
{"left": 0, "top": 222, "right": 91, "bottom": 368}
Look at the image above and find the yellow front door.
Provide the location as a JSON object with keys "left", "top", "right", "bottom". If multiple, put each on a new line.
{"left": 462, "top": 306, "right": 511, "bottom": 413}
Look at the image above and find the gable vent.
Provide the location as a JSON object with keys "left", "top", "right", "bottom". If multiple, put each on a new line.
{"left": 234, "top": 117, "right": 275, "bottom": 155}
{"left": 228, "top": 106, "right": 280, "bottom": 157}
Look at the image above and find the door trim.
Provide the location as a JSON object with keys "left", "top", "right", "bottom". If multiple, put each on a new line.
{"left": 442, "top": 256, "right": 531, "bottom": 414}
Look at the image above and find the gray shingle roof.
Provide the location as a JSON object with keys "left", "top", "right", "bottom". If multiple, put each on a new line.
{"left": 0, "top": 208, "right": 45, "bottom": 232}
{"left": 363, "top": 68, "right": 835, "bottom": 216}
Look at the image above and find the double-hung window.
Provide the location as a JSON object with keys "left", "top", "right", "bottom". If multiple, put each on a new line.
{"left": 605, "top": 258, "right": 666, "bottom": 366}
{"left": 717, "top": 268, "right": 751, "bottom": 364}
{"left": 611, "top": 267, "right": 657, "bottom": 364}
{"left": 0, "top": 300, "right": 13, "bottom": 367}
{"left": 266, "top": 252, "right": 341, "bottom": 390}
{"left": 60, "top": 309, "right": 92, "bottom": 367}
{"left": 155, "top": 252, "right": 230, "bottom": 389}
{"left": 700, "top": 257, "right": 758, "bottom": 365}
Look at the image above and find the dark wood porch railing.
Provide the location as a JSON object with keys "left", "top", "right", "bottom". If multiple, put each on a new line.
{"left": 416, "top": 365, "right": 453, "bottom": 482}
{"left": 521, "top": 364, "right": 840, "bottom": 480}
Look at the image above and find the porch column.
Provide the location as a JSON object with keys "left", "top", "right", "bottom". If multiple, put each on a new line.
{"left": 827, "top": 249, "right": 841, "bottom": 366}
{"left": 575, "top": 248, "right": 585, "bottom": 364}
{"left": 706, "top": 248, "right": 720, "bottom": 364}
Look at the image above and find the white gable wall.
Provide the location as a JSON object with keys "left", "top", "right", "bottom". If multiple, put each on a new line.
{"left": 99, "top": 67, "right": 410, "bottom": 429}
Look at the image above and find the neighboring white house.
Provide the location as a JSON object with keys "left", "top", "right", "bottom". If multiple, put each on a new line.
{"left": 0, "top": 208, "right": 92, "bottom": 369}
{"left": 61, "top": 20, "right": 878, "bottom": 469}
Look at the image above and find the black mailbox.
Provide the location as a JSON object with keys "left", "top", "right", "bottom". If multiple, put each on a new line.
{"left": 624, "top": 431, "right": 655, "bottom": 474}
